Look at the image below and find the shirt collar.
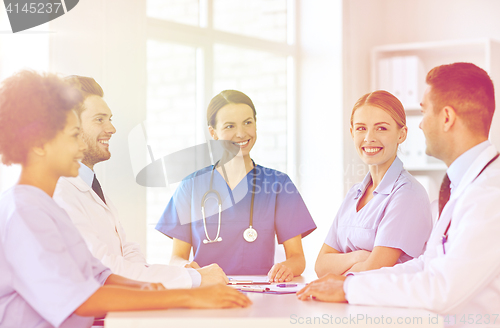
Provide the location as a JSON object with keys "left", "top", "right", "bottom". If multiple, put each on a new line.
{"left": 79, "top": 163, "right": 95, "bottom": 188}
{"left": 355, "top": 156, "right": 403, "bottom": 198}
{"left": 447, "top": 140, "right": 491, "bottom": 193}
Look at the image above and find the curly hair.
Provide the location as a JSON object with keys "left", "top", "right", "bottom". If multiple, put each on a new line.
{"left": 0, "top": 70, "right": 83, "bottom": 165}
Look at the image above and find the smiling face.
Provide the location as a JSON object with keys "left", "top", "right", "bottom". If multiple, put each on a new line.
{"left": 44, "top": 110, "right": 87, "bottom": 178}
{"left": 351, "top": 105, "right": 407, "bottom": 170}
{"left": 209, "top": 103, "right": 257, "bottom": 158}
{"left": 80, "top": 95, "right": 116, "bottom": 168}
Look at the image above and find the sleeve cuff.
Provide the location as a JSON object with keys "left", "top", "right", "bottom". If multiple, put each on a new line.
{"left": 343, "top": 274, "right": 354, "bottom": 302}
{"left": 186, "top": 268, "right": 201, "bottom": 287}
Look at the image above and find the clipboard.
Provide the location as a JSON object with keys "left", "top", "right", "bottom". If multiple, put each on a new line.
{"left": 227, "top": 277, "right": 271, "bottom": 285}
{"left": 234, "top": 284, "right": 306, "bottom": 294}
{"left": 227, "top": 280, "right": 271, "bottom": 285}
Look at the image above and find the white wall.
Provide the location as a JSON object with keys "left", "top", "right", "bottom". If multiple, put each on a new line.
{"left": 0, "top": 11, "right": 49, "bottom": 192}
{"left": 343, "top": 0, "right": 500, "bottom": 191}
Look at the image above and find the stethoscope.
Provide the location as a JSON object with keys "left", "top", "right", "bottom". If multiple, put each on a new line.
{"left": 201, "top": 160, "right": 257, "bottom": 244}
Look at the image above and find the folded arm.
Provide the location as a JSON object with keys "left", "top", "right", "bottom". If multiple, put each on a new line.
{"left": 344, "top": 246, "right": 402, "bottom": 274}
{"left": 315, "top": 243, "right": 371, "bottom": 277}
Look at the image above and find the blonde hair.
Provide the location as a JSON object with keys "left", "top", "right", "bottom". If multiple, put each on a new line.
{"left": 351, "top": 90, "right": 406, "bottom": 128}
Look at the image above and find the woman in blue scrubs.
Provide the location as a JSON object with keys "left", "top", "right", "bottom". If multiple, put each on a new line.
{"left": 315, "top": 90, "right": 433, "bottom": 277}
{"left": 156, "top": 90, "right": 316, "bottom": 282}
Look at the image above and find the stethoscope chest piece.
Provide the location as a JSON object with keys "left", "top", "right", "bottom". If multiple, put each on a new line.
{"left": 243, "top": 226, "right": 258, "bottom": 242}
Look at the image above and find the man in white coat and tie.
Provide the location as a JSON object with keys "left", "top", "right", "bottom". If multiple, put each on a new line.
{"left": 54, "top": 76, "right": 227, "bottom": 289}
{"left": 298, "top": 62, "right": 500, "bottom": 326}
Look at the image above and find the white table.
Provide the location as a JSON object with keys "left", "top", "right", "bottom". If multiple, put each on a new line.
{"left": 105, "top": 275, "right": 443, "bottom": 328}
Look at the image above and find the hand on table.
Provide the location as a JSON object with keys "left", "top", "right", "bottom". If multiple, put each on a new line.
{"left": 268, "top": 263, "right": 294, "bottom": 283}
{"left": 185, "top": 261, "right": 201, "bottom": 269}
{"left": 139, "top": 282, "right": 166, "bottom": 291}
{"left": 296, "top": 273, "right": 347, "bottom": 303}
{"left": 187, "top": 285, "right": 252, "bottom": 309}
{"left": 197, "top": 263, "right": 229, "bottom": 286}
{"left": 352, "top": 249, "right": 371, "bottom": 263}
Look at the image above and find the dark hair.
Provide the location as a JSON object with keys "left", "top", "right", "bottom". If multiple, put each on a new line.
{"left": 207, "top": 90, "right": 256, "bottom": 127}
{"left": 426, "top": 62, "right": 495, "bottom": 135}
{"left": 351, "top": 90, "right": 406, "bottom": 128}
{"left": 65, "top": 75, "right": 104, "bottom": 116}
{"left": 0, "top": 70, "right": 82, "bottom": 165}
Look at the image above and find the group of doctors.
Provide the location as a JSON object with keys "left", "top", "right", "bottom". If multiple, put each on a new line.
{"left": 0, "top": 61, "right": 499, "bottom": 328}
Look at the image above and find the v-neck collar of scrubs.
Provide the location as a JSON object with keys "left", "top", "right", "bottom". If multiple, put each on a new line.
{"left": 214, "top": 166, "right": 254, "bottom": 191}
{"left": 355, "top": 157, "right": 404, "bottom": 200}
{"left": 213, "top": 163, "right": 256, "bottom": 206}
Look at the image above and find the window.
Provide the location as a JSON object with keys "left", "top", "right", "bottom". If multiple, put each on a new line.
{"left": 145, "top": 40, "right": 199, "bottom": 262}
{"left": 213, "top": 0, "right": 288, "bottom": 42}
{"left": 213, "top": 44, "right": 289, "bottom": 171}
{"left": 145, "top": 0, "right": 297, "bottom": 263}
{"left": 147, "top": 0, "right": 200, "bottom": 26}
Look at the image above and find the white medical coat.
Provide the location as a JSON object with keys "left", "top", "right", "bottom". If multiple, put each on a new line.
{"left": 346, "top": 144, "right": 500, "bottom": 323}
{"left": 54, "top": 176, "right": 194, "bottom": 289}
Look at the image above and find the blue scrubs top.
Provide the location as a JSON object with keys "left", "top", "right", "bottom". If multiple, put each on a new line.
{"left": 156, "top": 164, "right": 316, "bottom": 275}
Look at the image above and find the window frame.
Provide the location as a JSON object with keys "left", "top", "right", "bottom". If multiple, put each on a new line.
{"left": 145, "top": 0, "right": 299, "bottom": 179}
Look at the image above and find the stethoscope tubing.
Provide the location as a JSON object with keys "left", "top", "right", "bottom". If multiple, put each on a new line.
{"left": 200, "top": 160, "right": 256, "bottom": 244}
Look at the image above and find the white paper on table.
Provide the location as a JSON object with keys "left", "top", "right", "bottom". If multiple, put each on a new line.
{"left": 265, "top": 283, "right": 307, "bottom": 294}
{"left": 232, "top": 283, "right": 307, "bottom": 294}
{"left": 227, "top": 275, "right": 270, "bottom": 284}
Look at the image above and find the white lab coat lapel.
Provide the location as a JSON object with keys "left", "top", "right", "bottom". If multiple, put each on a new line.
{"left": 449, "top": 144, "right": 498, "bottom": 202}
{"left": 70, "top": 176, "right": 109, "bottom": 210}
{"left": 427, "top": 144, "right": 499, "bottom": 258}
{"left": 63, "top": 176, "right": 124, "bottom": 252}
